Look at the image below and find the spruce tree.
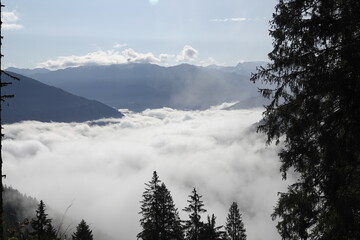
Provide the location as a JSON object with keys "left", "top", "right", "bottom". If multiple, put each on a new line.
{"left": 157, "top": 183, "right": 183, "bottom": 240}
{"left": 138, "top": 171, "right": 183, "bottom": 240}
{"left": 31, "top": 200, "right": 58, "bottom": 240}
{"left": 46, "top": 223, "right": 58, "bottom": 240}
{"left": 183, "top": 188, "right": 206, "bottom": 240}
{"left": 225, "top": 202, "right": 246, "bottom": 240}
{"left": 251, "top": 0, "right": 360, "bottom": 239}
{"left": 72, "top": 219, "right": 93, "bottom": 240}
{"left": 138, "top": 171, "right": 161, "bottom": 240}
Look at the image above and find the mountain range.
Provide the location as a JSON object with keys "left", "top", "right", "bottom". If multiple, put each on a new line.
{"left": 1, "top": 72, "right": 123, "bottom": 124}
{"left": 8, "top": 62, "right": 268, "bottom": 112}
{"left": 3, "top": 62, "right": 269, "bottom": 123}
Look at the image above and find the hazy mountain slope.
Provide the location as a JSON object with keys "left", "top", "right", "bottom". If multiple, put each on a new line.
{"left": 3, "top": 186, "right": 38, "bottom": 239}
{"left": 25, "top": 63, "right": 264, "bottom": 111}
{"left": 206, "top": 61, "right": 267, "bottom": 76}
{"left": 6, "top": 67, "right": 51, "bottom": 76}
{"left": 1, "top": 72, "right": 123, "bottom": 124}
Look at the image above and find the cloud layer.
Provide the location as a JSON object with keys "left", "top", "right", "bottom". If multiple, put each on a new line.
{"left": 2, "top": 11, "right": 23, "bottom": 30}
{"left": 113, "top": 43, "right": 128, "bottom": 49}
{"left": 3, "top": 107, "right": 290, "bottom": 240}
{"left": 210, "top": 17, "right": 247, "bottom": 22}
{"left": 37, "top": 45, "right": 200, "bottom": 70}
{"left": 37, "top": 49, "right": 160, "bottom": 70}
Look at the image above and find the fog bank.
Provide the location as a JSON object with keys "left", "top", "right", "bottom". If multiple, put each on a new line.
{"left": 3, "top": 106, "right": 290, "bottom": 240}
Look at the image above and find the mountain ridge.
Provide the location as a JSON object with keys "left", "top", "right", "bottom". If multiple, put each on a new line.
{"left": 1, "top": 72, "right": 124, "bottom": 124}
{"left": 8, "top": 62, "right": 268, "bottom": 112}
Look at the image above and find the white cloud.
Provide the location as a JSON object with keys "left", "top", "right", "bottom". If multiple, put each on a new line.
{"left": 37, "top": 45, "right": 202, "bottom": 70}
{"left": 3, "top": 107, "right": 292, "bottom": 240}
{"left": 37, "top": 48, "right": 163, "bottom": 70}
{"left": 211, "top": 18, "right": 247, "bottom": 22}
{"left": 159, "top": 53, "right": 174, "bottom": 63}
{"left": 2, "top": 11, "right": 19, "bottom": 22}
{"left": 2, "top": 23, "right": 23, "bottom": 30}
{"left": 122, "top": 48, "right": 161, "bottom": 63}
{"left": 37, "top": 50, "right": 127, "bottom": 70}
{"left": 113, "top": 43, "right": 127, "bottom": 48}
{"left": 176, "top": 45, "right": 199, "bottom": 62}
{"left": 2, "top": 11, "right": 23, "bottom": 30}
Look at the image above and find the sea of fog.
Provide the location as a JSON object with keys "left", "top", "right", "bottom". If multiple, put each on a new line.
{"left": 3, "top": 104, "right": 292, "bottom": 240}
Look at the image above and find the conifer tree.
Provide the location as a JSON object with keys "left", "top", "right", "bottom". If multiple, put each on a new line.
{"left": 31, "top": 200, "right": 58, "bottom": 240}
{"left": 225, "top": 202, "right": 246, "bottom": 240}
{"left": 157, "top": 183, "right": 183, "bottom": 240}
{"left": 138, "top": 171, "right": 183, "bottom": 240}
{"left": 183, "top": 188, "right": 206, "bottom": 240}
{"left": 46, "top": 223, "right": 58, "bottom": 240}
{"left": 72, "top": 219, "right": 93, "bottom": 240}
{"left": 0, "top": 3, "right": 5, "bottom": 237}
{"left": 138, "top": 171, "right": 161, "bottom": 240}
{"left": 1, "top": 2, "right": 18, "bottom": 238}
{"left": 251, "top": 0, "right": 360, "bottom": 239}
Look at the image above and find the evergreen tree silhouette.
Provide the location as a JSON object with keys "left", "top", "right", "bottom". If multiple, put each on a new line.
{"left": 157, "top": 183, "right": 183, "bottom": 240}
{"left": 1, "top": 2, "right": 19, "bottom": 238}
{"left": 138, "top": 171, "right": 161, "bottom": 240}
{"left": 183, "top": 188, "right": 206, "bottom": 240}
{"left": 72, "top": 219, "right": 93, "bottom": 240}
{"left": 46, "top": 222, "right": 58, "bottom": 240}
{"left": 225, "top": 202, "right": 246, "bottom": 240}
{"left": 138, "top": 171, "right": 183, "bottom": 240}
{"left": 31, "top": 200, "right": 58, "bottom": 240}
{"left": 251, "top": 0, "right": 360, "bottom": 239}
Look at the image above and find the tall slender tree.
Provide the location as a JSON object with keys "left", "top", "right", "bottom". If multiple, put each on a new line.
{"left": 183, "top": 188, "right": 206, "bottom": 240}
{"left": 138, "top": 171, "right": 161, "bottom": 240}
{"left": 251, "top": 0, "right": 360, "bottom": 239}
{"left": 31, "top": 200, "right": 58, "bottom": 240}
{"left": 138, "top": 171, "right": 183, "bottom": 240}
{"left": 225, "top": 202, "right": 246, "bottom": 240}
{"left": 157, "top": 183, "right": 183, "bottom": 240}
{"left": 1, "top": 2, "right": 18, "bottom": 238}
{"left": 1, "top": 2, "right": 6, "bottom": 238}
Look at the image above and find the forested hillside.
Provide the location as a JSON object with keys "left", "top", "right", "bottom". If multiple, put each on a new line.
{"left": 3, "top": 171, "right": 249, "bottom": 240}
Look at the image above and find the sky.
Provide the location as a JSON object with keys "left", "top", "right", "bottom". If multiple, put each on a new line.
{"left": 3, "top": 106, "right": 294, "bottom": 240}
{"left": 2, "top": 0, "right": 277, "bottom": 69}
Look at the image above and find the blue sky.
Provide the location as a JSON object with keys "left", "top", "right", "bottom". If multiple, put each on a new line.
{"left": 2, "top": 0, "right": 277, "bottom": 69}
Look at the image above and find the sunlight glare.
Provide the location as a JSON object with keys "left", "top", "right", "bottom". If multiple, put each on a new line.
{"left": 149, "top": 0, "right": 159, "bottom": 5}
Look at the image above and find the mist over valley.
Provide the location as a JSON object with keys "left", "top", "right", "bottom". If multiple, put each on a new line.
{"left": 3, "top": 106, "right": 290, "bottom": 240}
{"left": 0, "top": 61, "right": 286, "bottom": 240}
